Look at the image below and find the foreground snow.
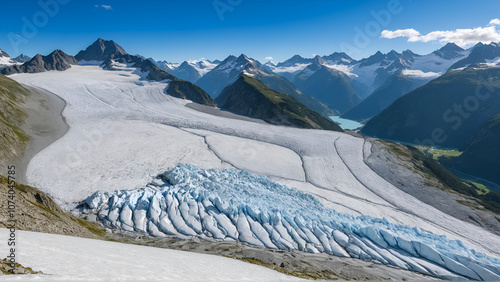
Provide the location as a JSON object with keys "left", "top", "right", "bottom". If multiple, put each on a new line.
{"left": 9, "top": 65, "right": 500, "bottom": 278}
{"left": 85, "top": 165, "right": 500, "bottom": 281}
{"left": 0, "top": 229, "right": 301, "bottom": 281}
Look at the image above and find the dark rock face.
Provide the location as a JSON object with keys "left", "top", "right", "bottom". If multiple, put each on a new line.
{"left": 1, "top": 50, "right": 77, "bottom": 75}
{"left": 166, "top": 80, "right": 216, "bottom": 107}
{"left": 216, "top": 75, "right": 342, "bottom": 131}
{"left": 75, "top": 38, "right": 128, "bottom": 62}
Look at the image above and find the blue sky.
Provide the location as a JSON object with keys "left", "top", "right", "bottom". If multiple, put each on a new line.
{"left": 0, "top": 0, "right": 499, "bottom": 63}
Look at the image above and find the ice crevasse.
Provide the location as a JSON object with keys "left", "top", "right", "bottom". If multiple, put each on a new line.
{"left": 84, "top": 165, "right": 500, "bottom": 280}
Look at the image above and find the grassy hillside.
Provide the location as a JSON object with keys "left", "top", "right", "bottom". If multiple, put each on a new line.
{"left": 216, "top": 75, "right": 343, "bottom": 131}
{"left": 385, "top": 142, "right": 500, "bottom": 214}
{"left": 0, "top": 74, "right": 30, "bottom": 169}
{"left": 0, "top": 175, "right": 105, "bottom": 238}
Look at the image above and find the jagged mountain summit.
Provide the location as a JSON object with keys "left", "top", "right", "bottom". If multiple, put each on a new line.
{"left": 270, "top": 45, "right": 469, "bottom": 108}
{"left": 196, "top": 54, "right": 335, "bottom": 117}
{"left": 73, "top": 39, "right": 217, "bottom": 107}
{"left": 292, "top": 56, "right": 361, "bottom": 113}
{"left": 148, "top": 59, "right": 180, "bottom": 73}
{"left": 170, "top": 60, "right": 218, "bottom": 83}
{"left": 448, "top": 42, "right": 500, "bottom": 70}
{"left": 0, "top": 48, "right": 19, "bottom": 67}
{"left": 196, "top": 54, "right": 262, "bottom": 96}
{"left": 1, "top": 50, "right": 78, "bottom": 75}
{"left": 75, "top": 38, "right": 128, "bottom": 62}
{"left": 215, "top": 75, "right": 342, "bottom": 131}
{"left": 13, "top": 54, "right": 31, "bottom": 63}
{"left": 433, "top": 42, "right": 466, "bottom": 60}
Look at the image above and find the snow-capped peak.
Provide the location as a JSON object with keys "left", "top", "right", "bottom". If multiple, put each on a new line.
{"left": 0, "top": 48, "right": 19, "bottom": 67}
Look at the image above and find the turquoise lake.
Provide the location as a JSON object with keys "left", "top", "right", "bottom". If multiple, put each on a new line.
{"left": 329, "top": 116, "right": 363, "bottom": 130}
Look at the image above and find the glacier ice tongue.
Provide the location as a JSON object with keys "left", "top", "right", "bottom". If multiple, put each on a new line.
{"left": 84, "top": 164, "right": 500, "bottom": 280}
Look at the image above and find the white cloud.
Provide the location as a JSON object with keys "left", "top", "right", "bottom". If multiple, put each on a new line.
{"left": 381, "top": 29, "right": 420, "bottom": 39}
{"left": 381, "top": 20, "right": 500, "bottom": 47}
{"left": 265, "top": 56, "right": 273, "bottom": 60}
{"left": 489, "top": 18, "right": 500, "bottom": 26}
{"left": 95, "top": 4, "right": 112, "bottom": 10}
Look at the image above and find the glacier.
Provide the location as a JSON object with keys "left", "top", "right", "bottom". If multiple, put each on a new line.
{"left": 84, "top": 165, "right": 500, "bottom": 281}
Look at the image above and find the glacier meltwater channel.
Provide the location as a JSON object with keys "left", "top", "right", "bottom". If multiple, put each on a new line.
{"left": 84, "top": 165, "right": 500, "bottom": 280}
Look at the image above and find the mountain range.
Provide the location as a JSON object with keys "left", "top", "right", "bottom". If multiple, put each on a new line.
{"left": 2, "top": 39, "right": 500, "bottom": 186}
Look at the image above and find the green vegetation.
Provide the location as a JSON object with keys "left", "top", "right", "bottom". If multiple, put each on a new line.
{"left": 465, "top": 181, "right": 490, "bottom": 195}
{"left": 416, "top": 146, "right": 463, "bottom": 160}
{"left": 0, "top": 74, "right": 30, "bottom": 167}
{"left": 0, "top": 175, "right": 106, "bottom": 238}
{"left": 384, "top": 141, "right": 500, "bottom": 214}
{"left": 217, "top": 75, "right": 343, "bottom": 131}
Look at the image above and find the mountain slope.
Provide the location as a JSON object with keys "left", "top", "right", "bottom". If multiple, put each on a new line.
{"left": 196, "top": 54, "right": 335, "bottom": 116}
{"left": 293, "top": 63, "right": 361, "bottom": 114}
{"left": 167, "top": 80, "right": 216, "bottom": 106}
{"left": 170, "top": 60, "right": 217, "bottom": 83}
{"left": 1, "top": 50, "right": 77, "bottom": 75}
{"left": 0, "top": 74, "right": 29, "bottom": 166}
{"left": 216, "top": 75, "right": 342, "bottom": 131}
{"left": 361, "top": 66, "right": 500, "bottom": 148}
{"left": 0, "top": 48, "right": 18, "bottom": 67}
{"left": 446, "top": 113, "right": 500, "bottom": 186}
{"left": 342, "top": 70, "right": 428, "bottom": 121}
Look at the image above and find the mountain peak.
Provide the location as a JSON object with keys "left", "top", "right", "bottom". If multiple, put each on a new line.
{"left": 1, "top": 49, "right": 77, "bottom": 75}
{"left": 433, "top": 42, "right": 465, "bottom": 60}
{"left": 0, "top": 48, "right": 10, "bottom": 58}
{"left": 13, "top": 54, "right": 31, "bottom": 63}
{"left": 322, "top": 52, "right": 354, "bottom": 64}
{"left": 439, "top": 42, "right": 464, "bottom": 52}
{"left": 75, "top": 38, "right": 128, "bottom": 62}
{"left": 237, "top": 54, "right": 250, "bottom": 61}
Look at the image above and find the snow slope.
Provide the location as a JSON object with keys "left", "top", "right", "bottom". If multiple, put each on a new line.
{"left": 0, "top": 229, "right": 301, "bottom": 281}
{"left": 9, "top": 65, "right": 500, "bottom": 278}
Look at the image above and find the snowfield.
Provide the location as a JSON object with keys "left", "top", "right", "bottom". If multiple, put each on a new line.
{"left": 0, "top": 229, "right": 302, "bottom": 281}
{"left": 9, "top": 65, "right": 500, "bottom": 279}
